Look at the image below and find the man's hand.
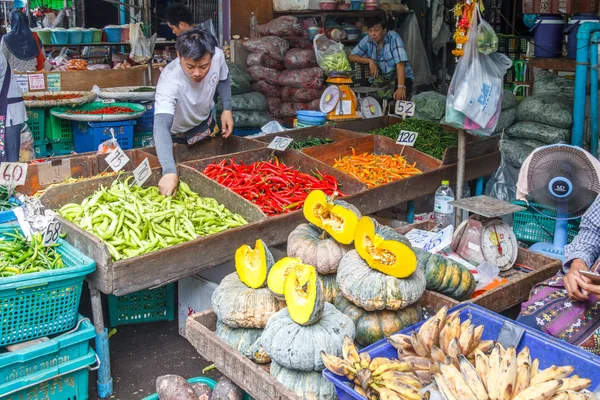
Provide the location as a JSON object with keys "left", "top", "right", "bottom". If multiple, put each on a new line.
{"left": 394, "top": 87, "right": 406, "bottom": 101}
{"left": 564, "top": 259, "right": 590, "bottom": 301}
{"left": 221, "top": 110, "right": 234, "bottom": 138}
{"left": 158, "top": 173, "right": 179, "bottom": 197}
{"left": 368, "top": 60, "right": 379, "bottom": 78}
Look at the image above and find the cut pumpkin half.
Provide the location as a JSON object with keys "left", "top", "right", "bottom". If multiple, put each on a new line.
{"left": 284, "top": 263, "right": 324, "bottom": 325}
{"left": 354, "top": 216, "right": 417, "bottom": 278}
{"left": 267, "top": 257, "right": 306, "bottom": 299}
{"left": 235, "top": 239, "right": 274, "bottom": 289}
{"left": 303, "top": 190, "right": 361, "bottom": 245}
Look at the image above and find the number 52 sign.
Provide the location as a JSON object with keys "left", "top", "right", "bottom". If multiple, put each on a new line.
{"left": 394, "top": 100, "right": 415, "bottom": 117}
{"left": 0, "top": 162, "right": 28, "bottom": 186}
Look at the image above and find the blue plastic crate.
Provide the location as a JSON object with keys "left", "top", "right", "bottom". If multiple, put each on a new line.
{"left": 134, "top": 101, "right": 154, "bottom": 133}
{"left": 324, "top": 303, "right": 600, "bottom": 400}
{"left": 72, "top": 120, "right": 135, "bottom": 153}
{"left": 0, "top": 223, "right": 97, "bottom": 347}
{"left": 233, "top": 128, "right": 262, "bottom": 137}
{"left": 0, "top": 349, "right": 97, "bottom": 400}
{"left": 0, "top": 315, "right": 95, "bottom": 386}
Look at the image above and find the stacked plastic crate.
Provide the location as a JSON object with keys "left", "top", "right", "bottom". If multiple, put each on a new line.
{"left": 498, "top": 35, "right": 530, "bottom": 87}
{"left": 26, "top": 109, "right": 49, "bottom": 158}
{"left": 47, "top": 114, "right": 76, "bottom": 157}
{"left": 133, "top": 101, "right": 155, "bottom": 149}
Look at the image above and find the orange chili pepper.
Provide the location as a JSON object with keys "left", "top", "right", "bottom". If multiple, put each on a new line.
{"left": 332, "top": 152, "right": 422, "bottom": 188}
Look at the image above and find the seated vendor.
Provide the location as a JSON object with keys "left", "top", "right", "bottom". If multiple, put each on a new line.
{"left": 154, "top": 28, "right": 233, "bottom": 197}
{"left": 348, "top": 17, "right": 414, "bottom": 101}
{"left": 517, "top": 195, "right": 600, "bottom": 354}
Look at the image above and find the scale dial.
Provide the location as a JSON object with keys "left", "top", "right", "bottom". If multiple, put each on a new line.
{"left": 480, "top": 220, "right": 518, "bottom": 271}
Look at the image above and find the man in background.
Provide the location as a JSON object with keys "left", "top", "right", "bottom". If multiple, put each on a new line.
{"left": 166, "top": 3, "right": 194, "bottom": 37}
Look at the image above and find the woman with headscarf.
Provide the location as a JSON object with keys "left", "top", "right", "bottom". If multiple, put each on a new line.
{"left": 0, "top": 51, "right": 26, "bottom": 162}
{"left": 1, "top": 10, "right": 46, "bottom": 72}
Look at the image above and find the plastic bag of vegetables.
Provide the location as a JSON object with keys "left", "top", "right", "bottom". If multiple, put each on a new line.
{"left": 476, "top": 9, "right": 499, "bottom": 55}
{"left": 313, "top": 33, "right": 351, "bottom": 75}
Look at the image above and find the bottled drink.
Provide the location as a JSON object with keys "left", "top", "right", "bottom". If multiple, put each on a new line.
{"left": 434, "top": 180, "right": 455, "bottom": 229}
{"left": 249, "top": 12, "right": 258, "bottom": 39}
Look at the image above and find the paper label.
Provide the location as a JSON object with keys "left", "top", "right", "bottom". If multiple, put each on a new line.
{"left": 468, "top": 241, "right": 481, "bottom": 252}
{"left": 395, "top": 100, "right": 416, "bottom": 116}
{"left": 434, "top": 195, "right": 454, "bottom": 214}
{"left": 341, "top": 100, "right": 353, "bottom": 115}
{"left": 37, "top": 159, "right": 71, "bottom": 185}
{"left": 42, "top": 218, "right": 62, "bottom": 246}
{"left": 105, "top": 147, "right": 130, "bottom": 172}
{"left": 47, "top": 73, "right": 61, "bottom": 92}
{"left": 0, "top": 162, "right": 28, "bottom": 186}
{"left": 267, "top": 136, "right": 293, "bottom": 151}
{"left": 396, "top": 130, "right": 419, "bottom": 147}
{"left": 15, "top": 75, "right": 29, "bottom": 93}
{"left": 28, "top": 74, "right": 45, "bottom": 91}
{"left": 133, "top": 158, "right": 151, "bottom": 186}
{"left": 422, "top": 225, "right": 454, "bottom": 254}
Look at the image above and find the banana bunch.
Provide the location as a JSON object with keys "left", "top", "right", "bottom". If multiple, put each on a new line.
{"left": 389, "top": 306, "right": 493, "bottom": 369}
{"left": 434, "top": 343, "right": 593, "bottom": 400}
{"left": 321, "top": 336, "right": 430, "bottom": 400}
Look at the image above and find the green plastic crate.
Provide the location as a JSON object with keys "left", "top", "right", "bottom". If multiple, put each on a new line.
{"left": 26, "top": 108, "right": 46, "bottom": 144}
{"left": 512, "top": 201, "right": 580, "bottom": 244}
{"left": 46, "top": 114, "right": 73, "bottom": 143}
{"left": 0, "top": 316, "right": 94, "bottom": 387}
{"left": 0, "top": 350, "right": 96, "bottom": 400}
{"left": 34, "top": 143, "right": 50, "bottom": 158}
{"left": 107, "top": 283, "right": 175, "bottom": 327}
{"left": 0, "top": 224, "right": 97, "bottom": 347}
{"left": 48, "top": 141, "right": 75, "bottom": 156}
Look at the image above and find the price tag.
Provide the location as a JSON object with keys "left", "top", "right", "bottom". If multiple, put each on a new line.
{"left": 37, "top": 159, "right": 72, "bottom": 185}
{"left": 405, "top": 229, "right": 436, "bottom": 249}
{"left": 101, "top": 99, "right": 116, "bottom": 104}
{"left": 105, "top": 147, "right": 130, "bottom": 172}
{"left": 394, "top": 100, "right": 416, "bottom": 117}
{"left": 42, "top": 219, "right": 62, "bottom": 247}
{"left": 28, "top": 74, "right": 45, "bottom": 91}
{"left": 133, "top": 158, "right": 151, "bottom": 186}
{"left": 268, "top": 136, "right": 294, "bottom": 151}
{"left": 396, "top": 130, "right": 419, "bottom": 147}
{"left": 422, "top": 225, "right": 454, "bottom": 254}
{"left": 0, "top": 162, "right": 28, "bottom": 186}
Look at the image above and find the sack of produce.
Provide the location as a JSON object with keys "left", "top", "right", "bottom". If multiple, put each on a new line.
{"left": 267, "top": 97, "right": 282, "bottom": 116}
{"left": 228, "top": 63, "right": 252, "bottom": 95}
{"left": 217, "top": 92, "right": 267, "bottom": 112}
{"left": 247, "top": 52, "right": 284, "bottom": 70}
{"left": 493, "top": 107, "right": 516, "bottom": 133}
{"left": 502, "top": 90, "right": 518, "bottom": 110}
{"left": 257, "top": 16, "right": 303, "bottom": 37}
{"left": 313, "top": 34, "right": 351, "bottom": 74}
{"left": 307, "top": 99, "right": 320, "bottom": 110}
{"left": 500, "top": 138, "right": 543, "bottom": 168}
{"left": 284, "top": 37, "right": 313, "bottom": 49}
{"left": 516, "top": 95, "right": 573, "bottom": 129}
{"left": 412, "top": 91, "right": 446, "bottom": 120}
{"left": 234, "top": 111, "right": 272, "bottom": 128}
{"left": 412, "top": 109, "right": 440, "bottom": 122}
{"left": 247, "top": 65, "right": 280, "bottom": 85}
{"left": 534, "top": 70, "right": 575, "bottom": 98}
{"left": 284, "top": 49, "right": 318, "bottom": 70}
{"left": 281, "top": 86, "right": 323, "bottom": 102}
{"left": 252, "top": 81, "right": 282, "bottom": 98}
{"left": 276, "top": 67, "right": 323, "bottom": 88}
{"left": 507, "top": 121, "right": 571, "bottom": 144}
{"left": 243, "top": 36, "right": 289, "bottom": 61}
{"left": 279, "top": 102, "right": 311, "bottom": 117}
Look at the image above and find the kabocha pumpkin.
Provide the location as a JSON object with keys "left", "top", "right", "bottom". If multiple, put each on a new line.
{"left": 216, "top": 321, "right": 270, "bottom": 364}
{"left": 284, "top": 264, "right": 324, "bottom": 325}
{"left": 334, "top": 293, "right": 422, "bottom": 347}
{"left": 303, "top": 190, "right": 361, "bottom": 245}
{"left": 287, "top": 223, "right": 350, "bottom": 275}
{"left": 267, "top": 257, "right": 306, "bottom": 299}
{"left": 234, "top": 239, "right": 274, "bottom": 289}
{"left": 417, "top": 249, "right": 476, "bottom": 300}
{"left": 319, "top": 274, "right": 339, "bottom": 303}
{"left": 260, "top": 303, "right": 355, "bottom": 372}
{"left": 211, "top": 273, "right": 285, "bottom": 329}
{"left": 270, "top": 361, "right": 337, "bottom": 400}
{"left": 337, "top": 250, "right": 426, "bottom": 311}
{"left": 354, "top": 216, "right": 418, "bottom": 278}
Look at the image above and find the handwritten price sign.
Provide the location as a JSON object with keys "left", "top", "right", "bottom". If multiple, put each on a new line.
{"left": 42, "top": 219, "right": 62, "bottom": 247}
{"left": 396, "top": 130, "right": 419, "bottom": 147}
{"left": 0, "top": 162, "right": 28, "bottom": 186}
{"left": 105, "top": 147, "right": 130, "bottom": 172}
{"left": 133, "top": 158, "right": 151, "bottom": 187}
{"left": 268, "top": 136, "right": 294, "bottom": 151}
{"left": 394, "top": 100, "right": 416, "bottom": 117}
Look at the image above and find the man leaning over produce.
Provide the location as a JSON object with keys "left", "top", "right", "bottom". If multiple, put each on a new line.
{"left": 154, "top": 28, "right": 233, "bottom": 196}
{"left": 348, "top": 17, "right": 414, "bottom": 101}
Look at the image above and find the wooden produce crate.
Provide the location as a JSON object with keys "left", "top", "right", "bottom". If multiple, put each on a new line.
{"left": 251, "top": 126, "right": 368, "bottom": 152}
{"left": 139, "top": 136, "right": 267, "bottom": 164}
{"left": 20, "top": 149, "right": 160, "bottom": 196}
{"left": 397, "top": 221, "right": 563, "bottom": 313}
{"left": 336, "top": 116, "right": 499, "bottom": 165}
{"left": 186, "top": 310, "right": 301, "bottom": 400}
{"left": 39, "top": 165, "right": 268, "bottom": 296}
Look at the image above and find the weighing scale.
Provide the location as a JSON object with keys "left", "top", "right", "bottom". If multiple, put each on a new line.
{"left": 353, "top": 87, "right": 383, "bottom": 119}
{"left": 319, "top": 74, "right": 360, "bottom": 122}
{"left": 450, "top": 196, "right": 525, "bottom": 271}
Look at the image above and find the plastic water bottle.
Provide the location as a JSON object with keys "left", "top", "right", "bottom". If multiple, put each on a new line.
{"left": 249, "top": 12, "right": 258, "bottom": 39}
{"left": 434, "top": 180, "right": 455, "bottom": 229}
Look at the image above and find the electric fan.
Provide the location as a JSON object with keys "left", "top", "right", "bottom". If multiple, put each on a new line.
{"left": 516, "top": 144, "right": 600, "bottom": 260}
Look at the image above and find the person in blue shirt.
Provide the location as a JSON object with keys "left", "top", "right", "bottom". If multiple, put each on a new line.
{"left": 349, "top": 17, "right": 414, "bottom": 101}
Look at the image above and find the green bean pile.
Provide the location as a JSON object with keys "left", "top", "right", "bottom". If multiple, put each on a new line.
{"left": 58, "top": 178, "right": 248, "bottom": 261}
{"left": 0, "top": 185, "right": 17, "bottom": 211}
{"left": 289, "top": 137, "right": 334, "bottom": 150}
{"left": 0, "top": 231, "right": 65, "bottom": 278}
{"left": 369, "top": 120, "right": 458, "bottom": 160}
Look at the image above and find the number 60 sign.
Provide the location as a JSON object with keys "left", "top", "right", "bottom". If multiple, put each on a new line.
{"left": 0, "top": 162, "right": 28, "bottom": 186}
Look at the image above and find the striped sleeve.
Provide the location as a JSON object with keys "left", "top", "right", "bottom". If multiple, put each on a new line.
{"left": 564, "top": 195, "right": 600, "bottom": 271}
{"left": 390, "top": 32, "right": 409, "bottom": 65}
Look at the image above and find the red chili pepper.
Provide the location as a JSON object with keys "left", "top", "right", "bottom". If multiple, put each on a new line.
{"left": 66, "top": 106, "right": 135, "bottom": 115}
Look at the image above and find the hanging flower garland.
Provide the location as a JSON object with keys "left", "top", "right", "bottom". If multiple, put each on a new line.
{"left": 451, "top": 1, "right": 478, "bottom": 57}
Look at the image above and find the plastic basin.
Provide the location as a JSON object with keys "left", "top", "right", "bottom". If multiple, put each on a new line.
{"left": 81, "top": 29, "right": 93, "bottom": 44}
{"left": 105, "top": 26, "right": 123, "bottom": 43}
{"left": 91, "top": 29, "right": 103, "bottom": 43}
{"left": 51, "top": 29, "right": 68, "bottom": 45}
{"left": 121, "top": 25, "right": 130, "bottom": 42}
{"left": 68, "top": 29, "right": 83, "bottom": 44}
{"left": 36, "top": 29, "right": 52, "bottom": 45}
{"left": 297, "top": 110, "right": 327, "bottom": 125}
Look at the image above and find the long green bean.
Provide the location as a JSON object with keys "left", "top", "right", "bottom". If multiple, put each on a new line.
{"left": 0, "top": 231, "right": 64, "bottom": 278}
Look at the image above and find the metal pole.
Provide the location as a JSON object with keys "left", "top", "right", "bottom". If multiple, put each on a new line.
{"left": 90, "top": 286, "right": 114, "bottom": 399}
{"left": 455, "top": 128, "right": 466, "bottom": 225}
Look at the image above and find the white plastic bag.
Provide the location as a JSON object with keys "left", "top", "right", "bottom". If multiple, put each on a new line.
{"left": 445, "top": 10, "right": 510, "bottom": 135}
{"left": 129, "top": 23, "right": 157, "bottom": 64}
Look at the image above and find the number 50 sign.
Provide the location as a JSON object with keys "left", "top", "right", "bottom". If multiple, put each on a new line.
{"left": 0, "top": 162, "right": 28, "bottom": 186}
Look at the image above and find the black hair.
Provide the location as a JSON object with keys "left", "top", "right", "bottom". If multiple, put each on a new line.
{"left": 176, "top": 27, "right": 218, "bottom": 60}
{"left": 166, "top": 3, "right": 193, "bottom": 26}
{"left": 365, "top": 17, "right": 387, "bottom": 30}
